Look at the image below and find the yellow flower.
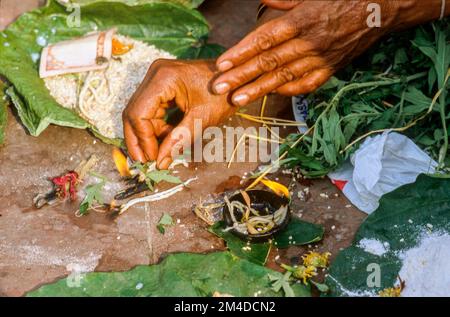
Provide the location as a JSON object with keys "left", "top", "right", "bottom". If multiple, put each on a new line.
{"left": 378, "top": 286, "right": 402, "bottom": 297}
{"left": 302, "top": 251, "right": 331, "bottom": 268}
{"left": 292, "top": 265, "right": 318, "bottom": 284}
{"left": 379, "top": 277, "right": 405, "bottom": 297}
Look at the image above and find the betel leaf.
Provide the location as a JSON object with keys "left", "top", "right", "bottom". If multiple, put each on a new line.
{"left": 0, "top": 82, "right": 8, "bottom": 145}
{"left": 326, "top": 174, "right": 450, "bottom": 297}
{"left": 273, "top": 217, "right": 324, "bottom": 248}
{"left": 56, "top": 0, "right": 206, "bottom": 9}
{"left": 209, "top": 222, "right": 271, "bottom": 266}
{"left": 0, "top": 0, "right": 221, "bottom": 141}
{"left": 27, "top": 251, "right": 310, "bottom": 297}
{"left": 209, "top": 218, "right": 324, "bottom": 265}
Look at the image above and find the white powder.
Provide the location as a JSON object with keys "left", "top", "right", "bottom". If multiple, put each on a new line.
{"left": 358, "top": 238, "right": 390, "bottom": 256}
{"left": 327, "top": 275, "right": 377, "bottom": 297}
{"left": 398, "top": 232, "right": 450, "bottom": 297}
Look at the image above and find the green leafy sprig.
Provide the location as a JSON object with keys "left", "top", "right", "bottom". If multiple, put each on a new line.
{"left": 78, "top": 172, "right": 108, "bottom": 215}
{"left": 282, "top": 20, "right": 449, "bottom": 177}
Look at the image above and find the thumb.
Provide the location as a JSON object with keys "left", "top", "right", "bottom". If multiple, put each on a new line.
{"left": 156, "top": 114, "right": 197, "bottom": 169}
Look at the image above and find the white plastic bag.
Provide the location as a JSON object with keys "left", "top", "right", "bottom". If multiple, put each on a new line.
{"left": 328, "top": 131, "right": 437, "bottom": 213}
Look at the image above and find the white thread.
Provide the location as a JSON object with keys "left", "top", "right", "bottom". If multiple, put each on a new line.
{"left": 440, "top": 0, "right": 446, "bottom": 19}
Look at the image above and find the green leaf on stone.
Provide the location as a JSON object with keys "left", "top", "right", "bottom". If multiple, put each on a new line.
{"left": 157, "top": 213, "right": 174, "bottom": 234}
{"left": 27, "top": 251, "right": 311, "bottom": 297}
{"left": 209, "top": 217, "right": 324, "bottom": 265}
{"left": 273, "top": 217, "right": 325, "bottom": 248}
{"left": 209, "top": 222, "right": 271, "bottom": 266}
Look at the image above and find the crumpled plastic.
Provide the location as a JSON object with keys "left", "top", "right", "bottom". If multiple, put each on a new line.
{"left": 328, "top": 131, "right": 438, "bottom": 213}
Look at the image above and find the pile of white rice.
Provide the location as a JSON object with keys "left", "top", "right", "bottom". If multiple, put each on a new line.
{"left": 44, "top": 34, "right": 175, "bottom": 138}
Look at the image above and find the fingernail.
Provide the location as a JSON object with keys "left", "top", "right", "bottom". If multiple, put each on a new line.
{"left": 214, "top": 82, "right": 230, "bottom": 94}
{"left": 233, "top": 94, "right": 249, "bottom": 106}
{"left": 217, "top": 60, "right": 233, "bottom": 72}
{"left": 158, "top": 157, "right": 172, "bottom": 169}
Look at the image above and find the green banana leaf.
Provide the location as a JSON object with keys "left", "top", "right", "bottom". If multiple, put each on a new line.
{"left": 0, "top": 82, "right": 8, "bottom": 145}
{"left": 57, "top": 0, "right": 206, "bottom": 9}
{"left": 325, "top": 174, "right": 450, "bottom": 297}
{"left": 27, "top": 251, "right": 311, "bottom": 297}
{"left": 0, "top": 0, "right": 222, "bottom": 144}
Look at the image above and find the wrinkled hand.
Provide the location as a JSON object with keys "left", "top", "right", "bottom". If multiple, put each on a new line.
{"left": 213, "top": 0, "right": 399, "bottom": 106}
{"left": 261, "top": 0, "right": 303, "bottom": 11}
{"left": 123, "top": 60, "right": 235, "bottom": 169}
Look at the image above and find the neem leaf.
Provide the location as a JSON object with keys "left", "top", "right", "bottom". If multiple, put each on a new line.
{"left": 269, "top": 272, "right": 295, "bottom": 297}
{"left": 27, "top": 251, "right": 310, "bottom": 297}
{"left": 310, "top": 280, "right": 329, "bottom": 293}
{"left": 274, "top": 217, "right": 325, "bottom": 248}
{"left": 0, "top": 0, "right": 221, "bottom": 140}
{"left": 157, "top": 225, "right": 165, "bottom": 234}
{"left": 146, "top": 170, "right": 181, "bottom": 185}
{"left": 209, "top": 222, "right": 271, "bottom": 266}
{"left": 326, "top": 174, "right": 450, "bottom": 297}
{"left": 78, "top": 174, "right": 107, "bottom": 215}
{"left": 157, "top": 213, "right": 174, "bottom": 234}
{"left": 158, "top": 213, "right": 174, "bottom": 226}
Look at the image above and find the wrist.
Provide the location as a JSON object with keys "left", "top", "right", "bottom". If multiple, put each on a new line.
{"left": 387, "top": 0, "right": 448, "bottom": 32}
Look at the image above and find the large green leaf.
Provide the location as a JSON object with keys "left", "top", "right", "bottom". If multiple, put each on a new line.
{"left": 209, "top": 222, "right": 271, "bottom": 266}
{"left": 0, "top": 0, "right": 219, "bottom": 140}
{"left": 326, "top": 174, "right": 450, "bottom": 296}
{"left": 0, "top": 82, "right": 8, "bottom": 145}
{"left": 209, "top": 218, "right": 324, "bottom": 265}
{"left": 273, "top": 217, "right": 324, "bottom": 248}
{"left": 27, "top": 251, "right": 310, "bottom": 297}
{"left": 57, "top": 0, "right": 206, "bottom": 9}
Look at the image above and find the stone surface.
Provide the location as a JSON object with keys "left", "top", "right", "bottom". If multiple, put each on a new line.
{"left": 0, "top": 0, "right": 365, "bottom": 297}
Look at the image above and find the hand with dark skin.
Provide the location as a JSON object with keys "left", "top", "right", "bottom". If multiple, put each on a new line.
{"left": 213, "top": 0, "right": 449, "bottom": 106}
{"left": 122, "top": 60, "right": 235, "bottom": 169}
{"left": 124, "top": 0, "right": 449, "bottom": 168}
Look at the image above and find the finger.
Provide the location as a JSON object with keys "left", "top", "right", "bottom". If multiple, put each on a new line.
{"left": 132, "top": 117, "right": 159, "bottom": 162}
{"left": 216, "top": 15, "right": 300, "bottom": 72}
{"left": 276, "top": 68, "right": 332, "bottom": 96}
{"left": 156, "top": 116, "right": 194, "bottom": 170}
{"left": 126, "top": 91, "right": 173, "bottom": 161}
{"left": 213, "top": 39, "right": 313, "bottom": 94}
{"left": 261, "top": 0, "right": 303, "bottom": 10}
{"left": 151, "top": 118, "right": 173, "bottom": 138}
{"left": 231, "top": 56, "right": 323, "bottom": 106}
{"left": 123, "top": 120, "right": 145, "bottom": 162}
{"left": 154, "top": 107, "right": 166, "bottom": 119}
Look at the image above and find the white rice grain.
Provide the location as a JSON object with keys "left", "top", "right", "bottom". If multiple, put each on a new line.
{"left": 44, "top": 34, "right": 175, "bottom": 138}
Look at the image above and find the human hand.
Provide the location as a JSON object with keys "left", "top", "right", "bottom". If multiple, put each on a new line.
{"left": 212, "top": 0, "right": 400, "bottom": 106}
{"left": 261, "top": 0, "right": 303, "bottom": 11}
{"left": 123, "top": 59, "right": 235, "bottom": 169}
